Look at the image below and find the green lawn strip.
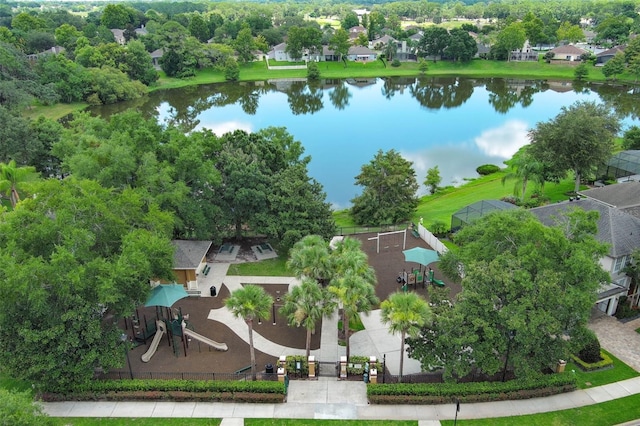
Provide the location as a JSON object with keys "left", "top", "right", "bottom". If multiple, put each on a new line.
{"left": 441, "top": 393, "right": 640, "bottom": 426}
{"left": 566, "top": 349, "right": 639, "bottom": 390}
{"left": 246, "top": 420, "right": 415, "bottom": 426}
{"left": 226, "top": 257, "right": 291, "bottom": 276}
{"left": 53, "top": 419, "right": 221, "bottom": 426}
{"left": 0, "top": 370, "right": 32, "bottom": 393}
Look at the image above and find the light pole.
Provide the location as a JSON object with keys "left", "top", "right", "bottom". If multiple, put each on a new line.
{"left": 120, "top": 333, "right": 133, "bottom": 380}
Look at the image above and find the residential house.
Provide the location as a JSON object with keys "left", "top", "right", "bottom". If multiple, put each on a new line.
{"left": 167, "top": 240, "right": 213, "bottom": 293}
{"left": 111, "top": 28, "right": 126, "bottom": 45}
{"left": 346, "top": 45, "right": 377, "bottom": 62}
{"left": 150, "top": 48, "right": 164, "bottom": 68}
{"left": 530, "top": 198, "right": 640, "bottom": 315}
{"left": 510, "top": 40, "right": 538, "bottom": 61}
{"left": 596, "top": 45, "right": 626, "bottom": 65}
{"left": 269, "top": 43, "right": 376, "bottom": 62}
{"left": 369, "top": 35, "right": 415, "bottom": 60}
{"left": 579, "top": 181, "right": 640, "bottom": 221}
{"left": 348, "top": 25, "right": 367, "bottom": 42}
{"left": 26, "top": 46, "right": 65, "bottom": 62}
{"left": 547, "top": 44, "right": 587, "bottom": 61}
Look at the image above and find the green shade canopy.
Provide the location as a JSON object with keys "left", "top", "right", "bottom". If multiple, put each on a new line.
{"left": 402, "top": 247, "right": 440, "bottom": 267}
{"left": 144, "top": 284, "right": 189, "bottom": 308}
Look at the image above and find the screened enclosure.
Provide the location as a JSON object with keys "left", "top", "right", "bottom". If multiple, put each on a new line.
{"left": 599, "top": 150, "right": 640, "bottom": 180}
{"left": 450, "top": 200, "right": 517, "bottom": 232}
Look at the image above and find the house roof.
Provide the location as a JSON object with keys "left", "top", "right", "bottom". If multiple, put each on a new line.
{"left": 596, "top": 45, "right": 626, "bottom": 57}
{"left": 348, "top": 45, "right": 376, "bottom": 55}
{"left": 550, "top": 44, "right": 587, "bottom": 55}
{"left": 579, "top": 181, "right": 640, "bottom": 210}
{"left": 172, "top": 240, "right": 212, "bottom": 270}
{"left": 530, "top": 198, "right": 640, "bottom": 258}
{"left": 150, "top": 48, "right": 164, "bottom": 59}
{"left": 371, "top": 35, "right": 396, "bottom": 45}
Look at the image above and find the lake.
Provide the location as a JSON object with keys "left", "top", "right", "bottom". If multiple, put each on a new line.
{"left": 90, "top": 77, "right": 640, "bottom": 209}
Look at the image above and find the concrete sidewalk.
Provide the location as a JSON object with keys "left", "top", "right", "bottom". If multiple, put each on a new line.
{"left": 43, "top": 376, "right": 640, "bottom": 422}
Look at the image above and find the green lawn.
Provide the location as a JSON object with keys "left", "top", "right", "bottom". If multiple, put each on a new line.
{"left": 566, "top": 349, "right": 639, "bottom": 389}
{"left": 442, "top": 393, "right": 640, "bottom": 426}
{"left": 226, "top": 257, "right": 291, "bottom": 276}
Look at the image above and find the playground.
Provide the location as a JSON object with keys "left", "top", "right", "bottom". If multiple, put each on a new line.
{"left": 112, "top": 231, "right": 455, "bottom": 377}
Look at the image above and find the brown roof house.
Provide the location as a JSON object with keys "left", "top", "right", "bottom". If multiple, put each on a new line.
{"left": 596, "top": 45, "right": 626, "bottom": 65}
{"left": 166, "top": 240, "right": 212, "bottom": 293}
{"left": 547, "top": 44, "right": 587, "bottom": 61}
{"left": 531, "top": 198, "right": 640, "bottom": 315}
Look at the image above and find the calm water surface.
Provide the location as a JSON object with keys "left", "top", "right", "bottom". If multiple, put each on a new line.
{"left": 91, "top": 77, "right": 640, "bottom": 208}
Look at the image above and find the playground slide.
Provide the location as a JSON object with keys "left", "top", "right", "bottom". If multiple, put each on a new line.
{"left": 141, "top": 320, "right": 166, "bottom": 363}
{"left": 183, "top": 328, "right": 228, "bottom": 352}
{"left": 433, "top": 279, "right": 445, "bottom": 287}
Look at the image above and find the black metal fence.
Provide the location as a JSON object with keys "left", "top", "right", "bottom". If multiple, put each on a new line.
{"left": 337, "top": 223, "right": 411, "bottom": 236}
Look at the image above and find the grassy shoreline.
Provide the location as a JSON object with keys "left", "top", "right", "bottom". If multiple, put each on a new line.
{"left": 26, "top": 57, "right": 636, "bottom": 120}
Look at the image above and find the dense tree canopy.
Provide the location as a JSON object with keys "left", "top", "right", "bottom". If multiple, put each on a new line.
{"left": 351, "top": 149, "right": 419, "bottom": 226}
{"left": 407, "top": 209, "right": 609, "bottom": 381}
{"left": 528, "top": 101, "right": 621, "bottom": 192}
{"left": 0, "top": 178, "right": 175, "bottom": 390}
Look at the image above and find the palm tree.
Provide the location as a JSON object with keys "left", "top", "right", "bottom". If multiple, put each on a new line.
{"left": 225, "top": 285, "right": 273, "bottom": 380}
{"left": 328, "top": 236, "right": 378, "bottom": 359}
{"left": 280, "top": 278, "right": 336, "bottom": 357}
{"left": 329, "top": 273, "right": 379, "bottom": 360}
{"left": 0, "top": 160, "right": 39, "bottom": 209}
{"left": 380, "top": 292, "right": 432, "bottom": 382}
{"left": 501, "top": 150, "right": 544, "bottom": 202}
{"left": 287, "top": 235, "right": 332, "bottom": 285}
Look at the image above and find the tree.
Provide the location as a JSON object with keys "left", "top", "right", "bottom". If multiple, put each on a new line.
{"left": 445, "top": 28, "right": 477, "bottom": 62}
{"left": 595, "top": 16, "right": 630, "bottom": 46}
{"left": 287, "top": 235, "right": 332, "bottom": 285}
{"left": 496, "top": 23, "right": 526, "bottom": 61}
{"left": 574, "top": 62, "right": 589, "bottom": 82}
{"left": 418, "top": 58, "right": 428, "bottom": 74}
{"left": 225, "top": 285, "right": 273, "bottom": 380}
{"left": 55, "top": 23, "right": 82, "bottom": 51}
{"left": 235, "top": 26, "right": 255, "bottom": 64}
{"left": 0, "top": 389, "right": 55, "bottom": 426}
{"left": 628, "top": 54, "right": 640, "bottom": 83}
{"left": 602, "top": 52, "right": 626, "bottom": 81}
{"left": 380, "top": 292, "right": 432, "bottom": 381}
{"left": 328, "top": 28, "right": 350, "bottom": 63}
{"left": 622, "top": 126, "right": 640, "bottom": 150}
{"left": 501, "top": 147, "right": 544, "bottom": 202}
{"left": 37, "top": 53, "right": 89, "bottom": 102}
{"left": 522, "top": 12, "right": 546, "bottom": 47}
{"left": 328, "top": 237, "right": 378, "bottom": 360}
{"left": 0, "top": 178, "right": 175, "bottom": 391}
{"left": 85, "top": 66, "right": 147, "bottom": 105}
{"left": 307, "top": 61, "right": 320, "bottom": 81}
{"left": 188, "top": 13, "right": 210, "bottom": 43}
{"left": 418, "top": 26, "right": 450, "bottom": 62}
{"left": 408, "top": 209, "right": 608, "bottom": 381}
{"left": 0, "top": 160, "right": 38, "bottom": 208}
{"left": 528, "top": 101, "right": 620, "bottom": 193}
{"left": 101, "top": 4, "right": 133, "bottom": 29}
{"left": 351, "top": 149, "right": 419, "bottom": 226}
{"left": 280, "top": 278, "right": 335, "bottom": 357}
{"left": 424, "top": 165, "right": 442, "bottom": 195}
{"left": 341, "top": 11, "right": 359, "bottom": 30}
{"left": 122, "top": 40, "right": 157, "bottom": 85}
{"left": 556, "top": 21, "right": 584, "bottom": 44}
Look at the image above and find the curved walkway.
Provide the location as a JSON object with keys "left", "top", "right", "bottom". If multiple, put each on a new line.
{"left": 41, "top": 268, "right": 640, "bottom": 423}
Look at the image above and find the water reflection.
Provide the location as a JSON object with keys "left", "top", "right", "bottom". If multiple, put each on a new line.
{"left": 88, "top": 77, "right": 638, "bottom": 207}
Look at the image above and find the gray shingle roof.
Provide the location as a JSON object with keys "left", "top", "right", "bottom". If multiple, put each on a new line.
{"left": 172, "top": 240, "right": 212, "bottom": 270}
{"left": 579, "top": 181, "right": 640, "bottom": 210}
{"left": 530, "top": 198, "right": 640, "bottom": 258}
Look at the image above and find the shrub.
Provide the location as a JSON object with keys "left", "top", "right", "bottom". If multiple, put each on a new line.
{"left": 476, "top": 164, "right": 500, "bottom": 175}
{"left": 615, "top": 296, "right": 637, "bottom": 319}
{"left": 430, "top": 220, "right": 447, "bottom": 237}
{"left": 391, "top": 59, "right": 401, "bottom": 67}
{"left": 571, "top": 350, "right": 613, "bottom": 371}
{"left": 577, "top": 329, "right": 601, "bottom": 363}
{"left": 367, "top": 374, "right": 576, "bottom": 404}
{"left": 307, "top": 61, "right": 320, "bottom": 81}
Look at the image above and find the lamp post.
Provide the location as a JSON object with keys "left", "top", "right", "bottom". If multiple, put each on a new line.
{"left": 502, "top": 330, "right": 515, "bottom": 382}
{"left": 120, "top": 333, "right": 133, "bottom": 380}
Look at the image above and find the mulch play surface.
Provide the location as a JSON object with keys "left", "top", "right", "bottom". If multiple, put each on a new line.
{"left": 112, "top": 230, "right": 460, "bottom": 377}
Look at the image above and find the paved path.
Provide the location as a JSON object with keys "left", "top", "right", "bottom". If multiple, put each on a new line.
{"left": 40, "top": 267, "right": 640, "bottom": 423}
{"left": 590, "top": 314, "right": 640, "bottom": 372}
{"left": 42, "top": 376, "right": 640, "bottom": 422}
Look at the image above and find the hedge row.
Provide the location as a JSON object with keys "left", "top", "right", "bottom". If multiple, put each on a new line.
{"left": 571, "top": 351, "right": 614, "bottom": 371}
{"left": 41, "top": 379, "right": 285, "bottom": 403}
{"left": 367, "top": 374, "right": 577, "bottom": 405}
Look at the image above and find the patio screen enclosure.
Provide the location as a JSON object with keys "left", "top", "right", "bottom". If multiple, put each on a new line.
{"left": 450, "top": 200, "right": 517, "bottom": 232}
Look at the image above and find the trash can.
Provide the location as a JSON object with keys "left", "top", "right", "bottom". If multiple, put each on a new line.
{"left": 265, "top": 363, "right": 274, "bottom": 374}
{"left": 210, "top": 286, "right": 217, "bottom": 296}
